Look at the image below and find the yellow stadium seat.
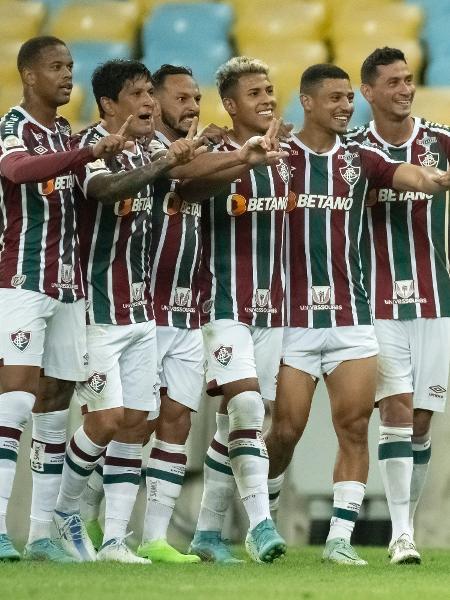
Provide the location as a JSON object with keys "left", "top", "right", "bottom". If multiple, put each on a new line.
{"left": 268, "top": 63, "right": 306, "bottom": 112}
{"left": 0, "top": 41, "right": 22, "bottom": 88}
{"left": 238, "top": 41, "right": 328, "bottom": 74}
{"left": 51, "top": 2, "right": 140, "bottom": 43}
{"left": 58, "top": 85, "right": 84, "bottom": 124}
{"left": 330, "top": 4, "right": 423, "bottom": 43}
{"left": 0, "top": 2, "right": 45, "bottom": 42}
{"left": 198, "top": 86, "right": 232, "bottom": 130}
{"left": 234, "top": 2, "right": 327, "bottom": 46}
{"left": 0, "top": 85, "right": 23, "bottom": 116}
{"left": 131, "top": 0, "right": 210, "bottom": 18}
{"left": 334, "top": 39, "right": 423, "bottom": 85}
{"left": 411, "top": 88, "right": 450, "bottom": 125}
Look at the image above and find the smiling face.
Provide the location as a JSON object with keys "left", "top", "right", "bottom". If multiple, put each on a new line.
{"left": 110, "top": 76, "right": 155, "bottom": 138}
{"left": 302, "top": 77, "right": 354, "bottom": 134}
{"left": 224, "top": 73, "right": 276, "bottom": 135}
{"left": 155, "top": 73, "right": 201, "bottom": 137}
{"left": 25, "top": 44, "right": 73, "bottom": 108}
{"left": 362, "top": 60, "right": 415, "bottom": 121}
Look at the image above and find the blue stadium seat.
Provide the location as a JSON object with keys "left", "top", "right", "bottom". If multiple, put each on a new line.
{"left": 142, "top": 2, "right": 233, "bottom": 55}
{"left": 425, "top": 59, "right": 450, "bottom": 86}
{"left": 282, "top": 92, "right": 303, "bottom": 130}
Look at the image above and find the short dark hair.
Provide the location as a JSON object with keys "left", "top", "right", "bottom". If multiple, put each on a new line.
{"left": 92, "top": 59, "right": 152, "bottom": 117}
{"left": 216, "top": 56, "right": 269, "bottom": 98}
{"left": 17, "top": 36, "right": 67, "bottom": 72}
{"left": 300, "top": 64, "right": 350, "bottom": 94}
{"left": 361, "top": 47, "right": 407, "bottom": 84}
{"left": 152, "top": 64, "right": 193, "bottom": 89}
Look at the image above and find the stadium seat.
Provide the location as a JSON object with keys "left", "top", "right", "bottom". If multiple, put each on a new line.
{"left": 142, "top": 3, "right": 233, "bottom": 56}
{"left": 197, "top": 86, "right": 232, "bottom": 129}
{"left": 237, "top": 41, "right": 328, "bottom": 71}
{"left": 0, "top": 41, "right": 22, "bottom": 89}
{"left": 410, "top": 87, "right": 450, "bottom": 124}
{"left": 0, "top": 2, "right": 45, "bottom": 41}
{"left": 334, "top": 39, "right": 423, "bottom": 84}
{"left": 234, "top": 2, "right": 326, "bottom": 46}
{"left": 131, "top": 0, "right": 210, "bottom": 18}
{"left": 425, "top": 59, "right": 450, "bottom": 87}
{"left": 330, "top": 3, "right": 423, "bottom": 43}
{"left": 51, "top": 2, "right": 140, "bottom": 43}
{"left": 0, "top": 85, "right": 23, "bottom": 116}
{"left": 282, "top": 91, "right": 304, "bottom": 131}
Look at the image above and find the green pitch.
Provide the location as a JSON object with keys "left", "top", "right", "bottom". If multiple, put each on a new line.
{"left": 2, "top": 547, "right": 450, "bottom": 600}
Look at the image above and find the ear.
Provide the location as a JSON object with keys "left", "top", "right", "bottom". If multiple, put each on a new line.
{"left": 100, "top": 96, "right": 115, "bottom": 117}
{"left": 300, "top": 93, "right": 312, "bottom": 114}
{"left": 360, "top": 83, "right": 372, "bottom": 103}
{"left": 222, "top": 96, "right": 237, "bottom": 117}
{"left": 21, "top": 67, "right": 35, "bottom": 87}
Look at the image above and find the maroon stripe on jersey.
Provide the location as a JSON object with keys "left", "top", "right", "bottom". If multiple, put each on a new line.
{"left": 331, "top": 153, "right": 354, "bottom": 325}
{"left": 228, "top": 429, "right": 259, "bottom": 441}
{"left": 42, "top": 196, "right": 63, "bottom": 295}
{"left": 211, "top": 437, "right": 229, "bottom": 457}
{"left": 0, "top": 182, "right": 22, "bottom": 288}
{"left": 111, "top": 219, "right": 133, "bottom": 326}
{"left": 77, "top": 195, "right": 98, "bottom": 323}
{"left": 150, "top": 447, "right": 187, "bottom": 464}
{"left": 104, "top": 455, "right": 142, "bottom": 468}
{"left": 370, "top": 206, "right": 394, "bottom": 318}
{"left": 269, "top": 167, "right": 288, "bottom": 327}
{"left": 234, "top": 178, "right": 255, "bottom": 323}
{"left": 411, "top": 201, "right": 437, "bottom": 317}
{"left": 32, "top": 439, "right": 66, "bottom": 453}
{"left": 0, "top": 426, "right": 22, "bottom": 440}
{"left": 199, "top": 203, "right": 213, "bottom": 326}
{"left": 70, "top": 438, "right": 103, "bottom": 462}
{"left": 152, "top": 215, "right": 182, "bottom": 321}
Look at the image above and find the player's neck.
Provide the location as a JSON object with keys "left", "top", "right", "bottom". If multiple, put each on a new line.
{"left": 156, "top": 119, "right": 184, "bottom": 142}
{"left": 229, "top": 122, "right": 264, "bottom": 147}
{"left": 372, "top": 114, "right": 415, "bottom": 146}
{"left": 20, "top": 99, "right": 57, "bottom": 131}
{"left": 297, "top": 123, "right": 337, "bottom": 154}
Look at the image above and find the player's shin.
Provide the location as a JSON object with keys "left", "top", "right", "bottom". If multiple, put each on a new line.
{"left": 327, "top": 481, "right": 365, "bottom": 542}
{"left": 410, "top": 433, "right": 431, "bottom": 535}
{"left": 0, "top": 391, "right": 35, "bottom": 534}
{"left": 28, "top": 409, "right": 69, "bottom": 543}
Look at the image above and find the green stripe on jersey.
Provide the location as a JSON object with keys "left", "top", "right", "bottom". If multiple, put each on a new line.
{"left": 22, "top": 191, "right": 45, "bottom": 291}
{"left": 213, "top": 191, "right": 233, "bottom": 319}
{"left": 253, "top": 165, "right": 273, "bottom": 327}
{"left": 91, "top": 209, "right": 117, "bottom": 324}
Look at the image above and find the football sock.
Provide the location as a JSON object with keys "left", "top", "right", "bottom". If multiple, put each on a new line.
{"left": 327, "top": 480, "right": 365, "bottom": 542}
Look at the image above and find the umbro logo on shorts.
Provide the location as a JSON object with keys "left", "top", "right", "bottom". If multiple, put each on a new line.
{"left": 213, "top": 345, "right": 233, "bottom": 367}
{"left": 88, "top": 372, "right": 107, "bottom": 394}
{"left": 9, "top": 330, "right": 31, "bottom": 352}
{"left": 429, "top": 385, "right": 446, "bottom": 395}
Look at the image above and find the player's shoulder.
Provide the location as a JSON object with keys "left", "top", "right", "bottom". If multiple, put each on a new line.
{"left": 71, "top": 122, "right": 103, "bottom": 149}
{"left": 345, "top": 122, "right": 371, "bottom": 143}
{"left": 418, "top": 116, "right": 450, "bottom": 138}
{"left": 0, "top": 106, "right": 28, "bottom": 142}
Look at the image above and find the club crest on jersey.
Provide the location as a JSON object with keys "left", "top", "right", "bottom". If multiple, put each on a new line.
{"left": 213, "top": 345, "right": 233, "bottom": 367}
{"left": 202, "top": 298, "right": 213, "bottom": 314}
{"left": 339, "top": 151, "right": 360, "bottom": 185}
{"left": 276, "top": 159, "right": 290, "bottom": 185}
{"left": 59, "top": 264, "right": 73, "bottom": 284}
{"left": 254, "top": 288, "right": 270, "bottom": 308}
{"left": 131, "top": 282, "right": 145, "bottom": 302}
{"left": 10, "top": 273, "right": 26, "bottom": 287}
{"left": 10, "top": 330, "right": 31, "bottom": 352}
{"left": 87, "top": 372, "right": 107, "bottom": 395}
{"left": 394, "top": 279, "right": 415, "bottom": 299}
{"left": 417, "top": 135, "right": 439, "bottom": 167}
{"left": 311, "top": 285, "right": 331, "bottom": 305}
{"left": 174, "top": 287, "right": 192, "bottom": 307}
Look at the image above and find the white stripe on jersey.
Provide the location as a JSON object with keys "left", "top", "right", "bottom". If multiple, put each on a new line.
{"left": 385, "top": 203, "right": 398, "bottom": 319}
{"left": 304, "top": 152, "right": 313, "bottom": 328}
{"left": 127, "top": 218, "right": 137, "bottom": 325}
{"left": 188, "top": 214, "right": 200, "bottom": 328}
{"left": 47, "top": 132, "right": 63, "bottom": 301}
{"left": 427, "top": 200, "right": 441, "bottom": 317}
{"left": 87, "top": 203, "right": 102, "bottom": 324}
{"left": 150, "top": 214, "right": 171, "bottom": 325}
{"left": 403, "top": 143, "right": 421, "bottom": 318}
{"left": 141, "top": 213, "right": 150, "bottom": 323}
{"left": 108, "top": 219, "right": 121, "bottom": 324}
{"left": 354, "top": 180, "right": 368, "bottom": 325}
{"left": 249, "top": 170, "right": 258, "bottom": 327}
{"left": 366, "top": 207, "right": 377, "bottom": 311}
{"left": 169, "top": 212, "right": 187, "bottom": 312}
{"left": 267, "top": 165, "right": 276, "bottom": 328}
{"left": 326, "top": 154, "right": 336, "bottom": 327}
{"left": 17, "top": 184, "right": 28, "bottom": 281}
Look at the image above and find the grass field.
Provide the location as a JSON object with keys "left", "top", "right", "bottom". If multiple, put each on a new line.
{"left": 2, "top": 547, "right": 450, "bottom": 600}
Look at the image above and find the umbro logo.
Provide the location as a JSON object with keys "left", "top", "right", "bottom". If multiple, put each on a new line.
{"left": 429, "top": 385, "right": 446, "bottom": 395}
{"left": 34, "top": 145, "right": 48, "bottom": 155}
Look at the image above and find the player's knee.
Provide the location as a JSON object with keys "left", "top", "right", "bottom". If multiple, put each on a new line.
{"left": 379, "top": 394, "right": 413, "bottom": 427}
{"left": 269, "top": 419, "right": 303, "bottom": 453}
{"left": 37, "top": 377, "right": 74, "bottom": 412}
{"left": 227, "top": 390, "right": 265, "bottom": 430}
{"left": 86, "top": 408, "right": 124, "bottom": 441}
{"left": 413, "top": 412, "right": 432, "bottom": 439}
{"left": 336, "top": 413, "right": 370, "bottom": 447}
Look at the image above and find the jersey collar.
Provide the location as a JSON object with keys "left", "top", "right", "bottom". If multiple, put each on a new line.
{"left": 369, "top": 116, "right": 420, "bottom": 150}
{"left": 291, "top": 133, "right": 341, "bottom": 156}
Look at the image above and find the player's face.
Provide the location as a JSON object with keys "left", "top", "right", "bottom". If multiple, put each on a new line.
{"left": 156, "top": 74, "right": 201, "bottom": 136}
{"left": 114, "top": 77, "right": 155, "bottom": 138}
{"left": 227, "top": 73, "right": 276, "bottom": 134}
{"left": 30, "top": 44, "right": 73, "bottom": 107}
{"left": 305, "top": 78, "right": 354, "bottom": 134}
{"left": 366, "top": 61, "right": 415, "bottom": 120}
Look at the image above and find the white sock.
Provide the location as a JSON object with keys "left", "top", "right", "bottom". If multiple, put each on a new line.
{"left": 81, "top": 454, "right": 105, "bottom": 522}
{"left": 228, "top": 392, "right": 271, "bottom": 530}
{"left": 378, "top": 425, "right": 413, "bottom": 542}
{"left": 410, "top": 433, "right": 431, "bottom": 537}
{"left": 56, "top": 426, "right": 106, "bottom": 514}
{"left": 327, "top": 481, "right": 365, "bottom": 542}
{"left": 142, "top": 438, "right": 187, "bottom": 542}
{"left": 0, "top": 391, "right": 35, "bottom": 534}
{"left": 28, "top": 409, "right": 69, "bottom": 543}
{"left": 103, "top": 441, "right": 142, "bottom": 543}
{"left": 268, "top": 473, "right": 285, "bottom": 515}
{"left": 196, "top": 412, "right": 236, "bottom": 532}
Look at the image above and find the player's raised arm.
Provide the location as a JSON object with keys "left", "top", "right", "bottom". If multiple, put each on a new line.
{"left": 392, "top": 163, "right": 450, "bottom": 194}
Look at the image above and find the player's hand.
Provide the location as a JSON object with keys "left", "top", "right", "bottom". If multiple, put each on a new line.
{"left": 238, "top": 119, "right": 288, "bottom": 166}
{"left": 165, "top": 117, "right": 208, "bottom": 166}
{"left": 278, "top": 119, "right": 294, "bottom": 142}
{"left": 91, "top": 115, "right": 134, "bottom": 158}
{"left": 433, "top": 166, "right": 450, "bottom": 188}
{"left": 196, "top": 122, "right": 229, "bottom": 146}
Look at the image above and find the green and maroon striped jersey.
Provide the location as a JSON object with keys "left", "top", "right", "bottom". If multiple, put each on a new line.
{"left": 148, "top": 131, "right": 202, "bottom": 329}
{"left": 348, "top": 118, "right": 450, "bottom": 319}
{"left": 199, "top": 139, "right": 292, "bottom": 328}
{"left": 286, "top": 134, "right": 401, "bottom": 328}
{"left": 73, "top": 124, "right": 154, "bottom": 325}
{"left": 0, "top": 107, "right": 83, "bottom": 302}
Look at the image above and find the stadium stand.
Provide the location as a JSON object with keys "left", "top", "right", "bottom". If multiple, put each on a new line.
{"left": 0, "top": 1, "right": 45, "bottom": 41}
